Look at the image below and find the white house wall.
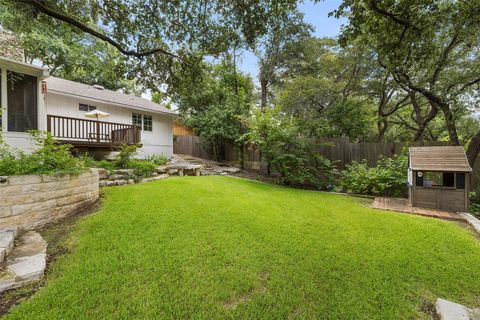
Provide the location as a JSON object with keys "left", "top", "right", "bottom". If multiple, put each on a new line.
{"left": 45, "top": 92, "right": 174, "bottom": 158}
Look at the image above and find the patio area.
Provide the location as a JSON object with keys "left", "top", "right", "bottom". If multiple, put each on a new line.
{"left": 372, "top": 197, "right": 466, "bottom": 221}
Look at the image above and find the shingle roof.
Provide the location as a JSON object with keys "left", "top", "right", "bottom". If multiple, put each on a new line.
{"left": 45, "top": 76, "right": 177, "bottom": 116}
{"left": 409, "top": 146, "right": 472, "bottom": 172}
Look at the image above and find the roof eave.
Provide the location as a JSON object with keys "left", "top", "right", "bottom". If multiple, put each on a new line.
{"left": 0, "top": 56, "right": 49, "bottom": 79}
{"left": 48, "top": 89, "right": 178, "bottom": 117}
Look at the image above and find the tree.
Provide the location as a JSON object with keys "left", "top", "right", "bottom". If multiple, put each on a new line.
{"left": 0, "top": 5, "right": 138, "bottom": 92}
{"left": 336, "top": 0, "right": 480, "bottom": 163}
{"left": 256, "top": 10, "right": 312, "bottom": 108}
{"left": 173, "top": 58, "right": 254, "bottom": 161}
{"left": 277, "top": 38, "right": 376, "bottom": 141}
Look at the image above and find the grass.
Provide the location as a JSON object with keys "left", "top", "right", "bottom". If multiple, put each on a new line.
{"left": 5, "top": 176, "right": 480, "bottom": 319}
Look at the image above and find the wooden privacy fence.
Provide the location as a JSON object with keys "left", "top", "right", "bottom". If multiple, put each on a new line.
{"left": 174, "top": 135, "right": 480, "bottom": 188}
{"left": 174, "top": 135, "right": 449, "bottom": 170}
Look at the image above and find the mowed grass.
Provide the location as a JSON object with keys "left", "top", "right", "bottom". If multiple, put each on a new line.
{"left": 5, "top": 176, "right": 480, "bottom": 319}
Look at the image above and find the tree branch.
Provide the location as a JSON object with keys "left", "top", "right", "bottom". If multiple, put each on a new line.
{"left": 368, "top": 0, "right": 412, "bottom": 27}
{"left": 17, "top": 0, "right": 179, "bottom": 59}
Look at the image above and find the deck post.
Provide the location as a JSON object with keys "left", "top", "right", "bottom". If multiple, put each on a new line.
{"left": 96, "top": 120, "right": 100, "bottom": 142}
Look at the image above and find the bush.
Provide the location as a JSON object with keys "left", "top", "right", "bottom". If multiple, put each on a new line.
{"left": 469, "top": 188, "right": 480, "bottom": 218}
{"left": 145, "top": 154, "right": 168, "bottom": 166}
{"left": 0, "top": 131, "right": 87, "bottom": 176}
{"left": 242, "top": 108, "right": 337, "bottom": 189}
{"left": 129, "top": 160, "right": 157, "bottom": 179}
{"left": 339, "top": 154, "right": 408, "bottom": 197}
{"left": 116, "top": 144, "right": 139, "bottom": 168}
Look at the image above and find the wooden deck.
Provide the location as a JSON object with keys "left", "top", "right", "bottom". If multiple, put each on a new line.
{"left": 47, "top": 114, "right": 141, "bottom": 148}
{"left": 372, "top": 197, "right": 466, "bottom": 221}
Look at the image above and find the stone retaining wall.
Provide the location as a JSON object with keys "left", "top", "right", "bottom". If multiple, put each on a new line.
{"left": 0, "top": 169, "right": 99, "bottom": 229}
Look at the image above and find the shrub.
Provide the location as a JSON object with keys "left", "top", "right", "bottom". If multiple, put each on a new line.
{"left": 116, "top": 144, "right": 139, "bottom": 168}
{"left": 242, "top": 108, "right": 338, "bottom": 189}
{"left": 469, "top": 188, "right": 480, "bottom": 218}
{"left": 96, "top": 160, "right": 116, "bottom": 173}
{"left": 77, "top": 153, "right": 97, "bottom": 168}
{"left": 129, "top": 160, "right": 157, "bottom": 179}
{"left": 145, "top": 154, "right": 168, "bottom": 166}
{"left": 340, "top": 154, "right": 408, "bottom": 197}
{"left": 0, "top": 131, "right": 86, "bottom": 176}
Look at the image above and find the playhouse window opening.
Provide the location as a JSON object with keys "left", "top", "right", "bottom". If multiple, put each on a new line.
{"left": 422, "top": 171, "right": 455, "bottom": 188}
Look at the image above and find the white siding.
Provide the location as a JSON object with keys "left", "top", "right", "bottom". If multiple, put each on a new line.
{"left": 45, "top": 92, "right": 174, "bottom": 158}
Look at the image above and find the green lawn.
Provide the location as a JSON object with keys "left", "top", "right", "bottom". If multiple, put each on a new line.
{"left": 5, "top": 176, "right": 480, "bottom": 319}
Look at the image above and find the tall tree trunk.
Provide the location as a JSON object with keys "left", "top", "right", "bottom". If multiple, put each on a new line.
{"left": 439, "top": 103, "right": 460, "bottom": 145}
{"left": 260, "top": 78, "right": 268, "bottom": 109}
{"left": 413, "top": 125, "right": 426, "bottom": 142}
{"left": 466, "top": 130, "right": 480, "bottom": 168}
{"left": 377, "top": 120, "right": 387, "bottom": 142}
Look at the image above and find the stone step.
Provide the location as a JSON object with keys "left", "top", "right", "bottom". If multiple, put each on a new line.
{"left": 0, "top": 226, "right": 18, "bottom": 262}
{"left": 436, "top": 298, "right": 480, "bottom": 320}
{"left": 0, "top": 231, "right": 47, "bottom": 293}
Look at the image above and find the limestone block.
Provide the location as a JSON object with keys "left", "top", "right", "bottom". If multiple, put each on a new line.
{"left": 0, "top": 207, "right": 11, "bottom": 218}
{"left": 6, "top": 175, "right": 42, "bottom": 185}
{"left": 97, "top": 169, "right": 109, "bottom": 180}
{"left": 155, "top": 166, "right": 167, "bottom": 174}
{"left": 11, "top": 199, "right": 57, "bottom": 217}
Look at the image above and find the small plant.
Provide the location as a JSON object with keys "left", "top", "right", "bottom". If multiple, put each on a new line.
{"left": 0, "top": 131, "right": 87, "bottom": 176}
{"left": 77, "top": 153, "right": 97, "bottom": 168}
{"left": 96, "top": 160, "right": 116, "bottom": 173}
{"left": 116, "top": 144, "right": 139, "bottom": 169}
{"left": 129, "top": 160, "right": 157, "bottom": 180}
{"left": 145, "top": 154, "right": 168, "bottom": 166}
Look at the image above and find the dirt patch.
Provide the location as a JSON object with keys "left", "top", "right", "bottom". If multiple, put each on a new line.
{"left": 0, "top": 198, "right": 103, "bottom": 317}
{"left": 418, "top": 298, "right": 439, "bottom": 320}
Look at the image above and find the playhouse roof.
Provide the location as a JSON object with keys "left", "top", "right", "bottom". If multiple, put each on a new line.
{"left": 409, "top": 146, "right": 472, "bottom": 172}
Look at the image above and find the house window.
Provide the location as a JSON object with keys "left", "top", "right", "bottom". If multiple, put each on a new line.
{"left": 7, "top": 71, "right": 37, "bottom": 132}
{"left": 79, "top": 104, "right": 96, "bottom": 111}
{"left": 143, "top": 115, "right": 152, "bottom": 131}
{"left": 132, "top": 113, "right": 142, "bottom": 128}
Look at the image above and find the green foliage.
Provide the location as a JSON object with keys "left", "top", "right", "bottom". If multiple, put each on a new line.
{"left": 129, "top": 160, "right": 157, "bottom": 179}
{"left": 145, "top": 154, "right": 168, "bottom": 166}
{"left": 175, "top": 58, "right": 254, "bottom": 160}
{"left": 95, "top": 160, "right": 116, "bottom": 173}
{"left": 0, "top": 131, "right": 86, "bottom": 176}
{"left": 340, "top": 154, "right": 408, "bottom": 197}
{"left": 243, "top": 107, "right": 337, "bottom": 189}
{"left": 116, "top": 144, "right": 139, "bottom": 169}
{"left": 76, "top": 153, "right": 97, "bottom": 168}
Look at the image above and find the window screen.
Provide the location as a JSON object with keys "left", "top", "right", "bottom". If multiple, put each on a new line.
{"left": 143, "top": 115, "right": 152, "bottom": 131}
{"left": 456, "top": 173, "right": 465, "bottom": 190}
{"left": 132, "top": 113, "right": 142, "bottom": 128}
{"left": 7, "top": 71, "right": 37, "bottom": 132}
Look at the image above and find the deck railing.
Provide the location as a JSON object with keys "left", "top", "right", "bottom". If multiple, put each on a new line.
{"left": 47, "top": 115, "right": 141, "bottom": 146}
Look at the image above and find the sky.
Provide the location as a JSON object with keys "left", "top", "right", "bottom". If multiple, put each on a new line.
{"left": 237, "top": 0, "right": 346, "bottom": 79}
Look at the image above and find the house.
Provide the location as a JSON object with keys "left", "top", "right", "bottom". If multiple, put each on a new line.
{"left": 408, "top": 146, "right": 472, "bottom": 212}
{"left": 0, "top": 56, "right": 176, "bottom": 158}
